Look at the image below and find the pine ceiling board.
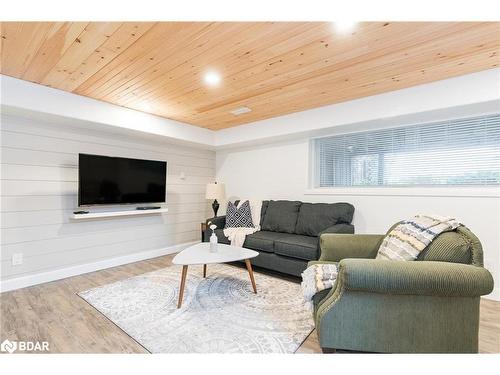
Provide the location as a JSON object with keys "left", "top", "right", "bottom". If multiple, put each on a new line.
{"left": 105, "top": 22, "right": 258, "bottom": 105}
{"left": 139, "top": 23, "right": 331, "bottom": 110}
{"left": 40, "top": 22, "right": 123, "bottom": 87}
{"left": 200, "top": 51, "right": 500, "bottom": 129}
{"left": 189, "top": 23, "right": 498, "bottom": 128}
{"left": 0, "top": 25, "right": 5, "bottom": 72}
{"left": 227, "top": 52, "right": 499, "bottom": 130}
{"left": 0, "top": 30, "right": 3, "bottom": 71}
{"left": 1, "top": 22, "right": 499, "bottom": 130}
{"left": 129, "top": 23, "right": 334, "bottom": 118}
{"left": 169, "top": 24, "right": 480, "bottom": 122}
{"left": 118, "top": 23, "right": 321, "bottom": 109}
{"left": 183, "top": 23, "right": 500, "bottom": 127}
{"left": 190, "top": 44, "right": 500, "bottom": 130}
{"left": 22, "top": 22, "right": 89, "bottom": 83}
{"left": 183, "top": 22, "right": 455, "bottom": 114}
{"left": 72, "top": 23, "right": 183, "bottom": 96}
{"left": 113, "top": 22, "right": 312, "bottom": 107}
{"left": 206, "top": 50, "right": 500, "bottom": 130}
{"left": 0, "top": 22, "right": 54, "bottom": 77}
{"left": 87, "top": 22, "right": 215, "bottom": 100}
{"left": 174, "top": 23, "right": 376, "bottom": 111}
{"left": 57, "top": 22, "right": 156, "bottom": 92}
{"left": 76, "top": 22, "right": 213, "bottom": 100}
{"left": 156, "top": 22, "right": 474, "bottom": 117}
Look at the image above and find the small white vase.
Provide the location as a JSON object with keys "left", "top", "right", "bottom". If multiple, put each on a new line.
{"left": 209, "top": 231, "right": 218, "bottom": 253}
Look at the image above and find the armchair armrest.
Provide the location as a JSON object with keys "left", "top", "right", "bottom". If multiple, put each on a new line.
{"left": 206, "top": 216, "right": 226, "bottom": 229}
{"left": 319, "top": 234, "right": 384, "bottom": 262}
{"left": 338, "top": 258, "right": 494, "bottom": 297}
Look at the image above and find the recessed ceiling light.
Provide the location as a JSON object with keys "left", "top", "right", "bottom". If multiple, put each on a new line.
{"left": 203, "top": 70, "right": 221, "bottom": 86}
{"left": 230, "top": 106, "right": 252, "bottom": 116}
{"left": 332, "top": 21, "right": 358, "bottom": 34}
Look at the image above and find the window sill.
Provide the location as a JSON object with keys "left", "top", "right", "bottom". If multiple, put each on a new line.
{"left": 304, "top": 186, "right": 500, "bottom": 198}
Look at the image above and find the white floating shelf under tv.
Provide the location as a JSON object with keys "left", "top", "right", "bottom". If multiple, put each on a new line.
{"left": 70, "top": 208, "right": 169, "bottom": 220}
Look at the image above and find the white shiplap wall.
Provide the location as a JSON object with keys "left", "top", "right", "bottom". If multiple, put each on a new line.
{"left": 0, "top": 114, "right": 214, "bottom": 285}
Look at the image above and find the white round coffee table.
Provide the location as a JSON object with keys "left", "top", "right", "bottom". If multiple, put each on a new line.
{"left": 172, "top": 242, "right": 259, "bottom": 308}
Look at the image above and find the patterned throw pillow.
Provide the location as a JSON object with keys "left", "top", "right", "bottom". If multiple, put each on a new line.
{"left": 225, "top": 200, "right": 254, "bottom": 228}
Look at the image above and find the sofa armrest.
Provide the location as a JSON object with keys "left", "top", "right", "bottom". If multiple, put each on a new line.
{"left": 206, "top": 216, "right": 226, "bottom": 229}
{"left": 338, "top": 258, "right": 494, "bottom": 297}
{"left": 319, "top": 234, "right": 384, "bottom": 262}
{"left": 320, "top": 223, "right": 354, "bottom": 235}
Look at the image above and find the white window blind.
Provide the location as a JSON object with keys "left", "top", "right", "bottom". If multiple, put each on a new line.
{"left": 313, "top": 114, "right": 500, "bottom": 187}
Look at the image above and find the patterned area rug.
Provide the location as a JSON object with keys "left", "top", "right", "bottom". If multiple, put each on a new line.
{"left": 79, "top": 263, "right": 314, "bottom": 353}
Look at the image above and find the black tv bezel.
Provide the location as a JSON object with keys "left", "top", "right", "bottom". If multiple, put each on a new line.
{"left": 78, "top": 153, "right": 167, "bottom": 207}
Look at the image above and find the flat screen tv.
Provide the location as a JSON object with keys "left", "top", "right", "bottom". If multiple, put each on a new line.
{"left": 78, "top": 154, "right": 167, "bottom": 206}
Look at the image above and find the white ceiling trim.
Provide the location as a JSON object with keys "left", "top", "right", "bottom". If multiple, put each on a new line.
{"left": 0, "top": 75, "right": 215, "bottom": 147}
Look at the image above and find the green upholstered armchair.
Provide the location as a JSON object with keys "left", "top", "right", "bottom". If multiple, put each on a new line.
{"left": 310, "top": 226, "right": 494, "bottom": 353}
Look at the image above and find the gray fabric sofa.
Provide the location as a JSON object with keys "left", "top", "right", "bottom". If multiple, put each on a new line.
{"left": 203, "top": 200, "right": 355, "bottom": 276}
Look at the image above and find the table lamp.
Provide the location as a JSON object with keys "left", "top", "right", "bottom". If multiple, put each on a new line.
{"left": 205, "top": 182, "right": 225, "bottom": 217}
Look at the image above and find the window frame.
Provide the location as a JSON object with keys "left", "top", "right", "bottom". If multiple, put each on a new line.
{"left": 308, "top": 115, "right": 500, "bottom": 198}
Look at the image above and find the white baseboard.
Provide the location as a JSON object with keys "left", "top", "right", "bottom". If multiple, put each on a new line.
{"left": 483, "top": 288, "right": 500, "bottom": 302}
{"left": 0, "top": 240, "right": 199, "bottom": 293}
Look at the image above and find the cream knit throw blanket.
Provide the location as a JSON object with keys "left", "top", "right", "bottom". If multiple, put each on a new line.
{"left": 301, "top": 214, "right": 461, "bottom": 306}
{"left": 377, "top": 214, "right": 461, "bottom": 261}
{"left": 301, "top": 263, "right": 338, "bottom": 310}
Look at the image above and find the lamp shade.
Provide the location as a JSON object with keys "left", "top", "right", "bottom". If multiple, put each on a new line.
{"left": 205, "top": 182, "right": 225, "bottom": 200}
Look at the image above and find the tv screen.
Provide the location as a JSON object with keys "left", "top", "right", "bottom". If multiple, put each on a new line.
{"left": 78, "top": 154, "right": 167, "bottom": 206}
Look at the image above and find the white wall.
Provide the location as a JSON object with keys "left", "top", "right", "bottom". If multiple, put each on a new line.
{"left": 0, "top": 114, "right": 214, "bottom": 291}
{"left": 216, "top": 138, "right": 500, "bottom": 301}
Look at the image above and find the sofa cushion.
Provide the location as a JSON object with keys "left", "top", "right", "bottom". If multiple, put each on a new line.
{"left": 274, "top": 234, "right": 319, "bottom": 261}
{"left": 295, "top": 202, "right": 355, "bottom": 236}
{"left": 244, "top": 231, "right": 287, "bottom": 253}
{"left": 261, "top": 200, "right": 301, "bottom": 233}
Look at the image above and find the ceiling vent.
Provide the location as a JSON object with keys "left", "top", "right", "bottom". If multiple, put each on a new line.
{"left": 230, "top": 106, "right": 252, "bottom": 116}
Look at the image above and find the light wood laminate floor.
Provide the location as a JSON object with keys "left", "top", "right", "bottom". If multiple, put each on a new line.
{"left": 1, "top": 254, "right": 498, "bottom": 353}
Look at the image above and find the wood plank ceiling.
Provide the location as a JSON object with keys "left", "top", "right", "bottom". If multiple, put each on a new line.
{"left": 1, "top": 22, "right": 499, "bottom": 130}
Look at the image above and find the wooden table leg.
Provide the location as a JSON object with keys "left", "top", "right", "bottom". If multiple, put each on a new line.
{"left": 203, "top": 264, "right": 207, "bottom": 278}
{"left": 244, "top": 259, "right": 257, "bottom": 294}
{"left": 177, "top": 265, "right": 188, "bottom": 308}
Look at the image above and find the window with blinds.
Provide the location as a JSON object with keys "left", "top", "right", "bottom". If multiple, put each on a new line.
{"left": 313, "top": 114, "right": 500, "bottom": 187}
